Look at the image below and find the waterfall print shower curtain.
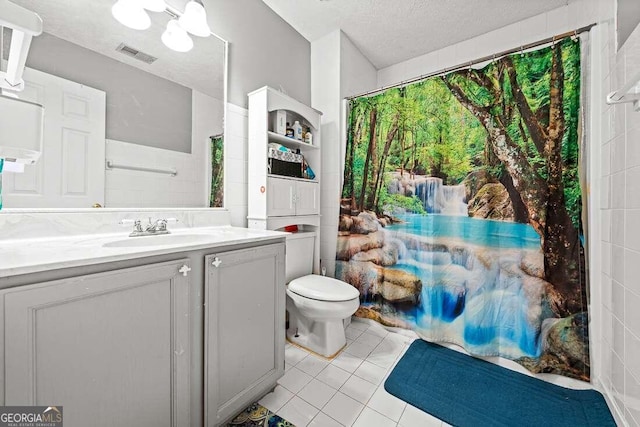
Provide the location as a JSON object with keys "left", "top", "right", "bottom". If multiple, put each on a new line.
{"left": 336, "top": 38, "right": 590, "bottom": 380}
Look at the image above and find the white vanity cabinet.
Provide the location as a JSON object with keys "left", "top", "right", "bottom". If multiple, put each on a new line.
{"left": 205, "top": 243, "right": 285, "bottom": 425}
{"left": 0, "top": 259, "right": 192, "bottom": 427}
{"left": 267, "top": 176, "right": 319, "bottom": 217}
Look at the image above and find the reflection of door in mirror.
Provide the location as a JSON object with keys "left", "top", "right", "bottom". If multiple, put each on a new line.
{"left": 2, "top": 0, "right": 226, "bottom": 210}
{"left": 3, "top": 68, "right": 107, "bottom": 209}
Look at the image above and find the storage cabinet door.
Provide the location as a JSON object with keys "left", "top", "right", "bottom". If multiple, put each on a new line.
{"left": 295, "top": 180, "right": 319, "bottom": 216}
{"left": 1, "top": 260, "right": 191, "bottom": 427}
{"left": 267, "top": 177, "right": 296, "bottom": 217}
{"left": 206, "top": 244, "right": 285, "bottom": 425}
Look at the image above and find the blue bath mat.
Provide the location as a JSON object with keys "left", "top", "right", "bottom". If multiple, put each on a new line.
{"left": 384, "top": 340, "right": 615, "bottom": 427}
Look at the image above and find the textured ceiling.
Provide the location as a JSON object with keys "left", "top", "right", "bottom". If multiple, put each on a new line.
{"left": 262, "top": 0, "right": 574, "bottom": 69}
{"left": 9, "top": 0, "right": 225, "bottom": 98}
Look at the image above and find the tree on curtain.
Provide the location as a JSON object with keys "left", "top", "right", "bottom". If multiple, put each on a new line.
{"left": 337, "top": 38, "right": 589, "bottom": 380}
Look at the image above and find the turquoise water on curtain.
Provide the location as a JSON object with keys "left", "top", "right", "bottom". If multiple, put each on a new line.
{"left": 384, "top": 214, "right": 544, "bottom": 357}
{"left": 387, "top": 213, "right": 541, "bottom": 249}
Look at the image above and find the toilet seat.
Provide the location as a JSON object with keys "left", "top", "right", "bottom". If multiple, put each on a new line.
{"left": 288, "top": 274, "right": 360, "bottom": 302}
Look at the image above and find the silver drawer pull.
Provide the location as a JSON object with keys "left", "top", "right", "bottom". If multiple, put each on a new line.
{"left": 211, "top": 257, "right": 222, "bottom": 268}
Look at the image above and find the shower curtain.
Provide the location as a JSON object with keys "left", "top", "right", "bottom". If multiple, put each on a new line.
{"left": 336, "top": 37, "right": 590, "bottom": 381}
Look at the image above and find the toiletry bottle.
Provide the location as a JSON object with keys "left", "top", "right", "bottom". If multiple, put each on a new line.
{"left": 305, "top": 130, "right": 313, "bottom": 145}
{"left": 286, "top": 122, "right": 294, "bottom": 138}
{"left": 293, "top": 120, "right": 303, "bottom": 140}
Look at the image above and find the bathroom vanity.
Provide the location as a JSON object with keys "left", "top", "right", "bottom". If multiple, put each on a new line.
{"left": 0, "top": 224, "right": 286, "bottom": 427}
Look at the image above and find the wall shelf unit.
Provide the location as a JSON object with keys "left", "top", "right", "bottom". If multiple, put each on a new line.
{"left": 267, "top": 131, "right": 319, "bottom": 150}
{"left": 247, "top": 86, "right": 322, "bottom": 272}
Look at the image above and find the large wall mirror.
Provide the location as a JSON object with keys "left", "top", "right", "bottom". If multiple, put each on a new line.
{"left": 1, "top": 0, "right": 226, "bottom": 209}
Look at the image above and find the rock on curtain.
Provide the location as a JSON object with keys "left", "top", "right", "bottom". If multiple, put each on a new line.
{"left": 336, "top": 38, "right": 590, "bottom": 381}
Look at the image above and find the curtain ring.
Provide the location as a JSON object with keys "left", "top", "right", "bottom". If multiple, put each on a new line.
{"left": 552, "top": 35, "right": 556, "bottom": 46}
{"left": 520, "top": 46, "right": 524, "bottom": 57}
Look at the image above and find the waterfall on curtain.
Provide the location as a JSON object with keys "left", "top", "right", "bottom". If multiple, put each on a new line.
{"left": 336, "top": 38, "right": 590, "bottom": 381}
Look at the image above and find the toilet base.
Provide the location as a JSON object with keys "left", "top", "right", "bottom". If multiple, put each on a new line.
{"left": 286, "top": 301, "right": 349, "bottom": 358}
{"left": 286, "top": 318, "right": 347, "bottom": 358}
{"left": 286, "top": 337, "right": 346, "bottom": 360}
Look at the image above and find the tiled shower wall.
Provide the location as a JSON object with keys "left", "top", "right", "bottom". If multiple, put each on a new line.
{"left": 600, "top": 15, "right": 640, "bottom": 427}
{"left": 224, "top": 103, "right": 250, "bottom": 227}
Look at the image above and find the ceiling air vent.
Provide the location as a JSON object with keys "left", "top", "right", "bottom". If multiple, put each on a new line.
{"left": 115, "top": 43, "right": 157, "bottom": 64}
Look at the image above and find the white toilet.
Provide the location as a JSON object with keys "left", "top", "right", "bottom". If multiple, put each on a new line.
{"left": 285, "top": 231, "right": 360, "bottom": 358}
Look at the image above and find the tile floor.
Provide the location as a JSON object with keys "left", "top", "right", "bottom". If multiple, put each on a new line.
{"left": 258, "top": 319, "right": 451, "bottom": 427}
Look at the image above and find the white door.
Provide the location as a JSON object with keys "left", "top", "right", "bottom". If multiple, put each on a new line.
{"left": 267, "top": 176, "right": 296, "bottom": 217}
{"left": 295, "top": 180, "right": 319, "bottom": 215}
{"left": 3, "top": 67, "right": 106, "bottom": 208}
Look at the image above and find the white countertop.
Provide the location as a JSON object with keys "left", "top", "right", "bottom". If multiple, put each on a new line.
{"left": 0, "top": 226, "right": 287, "bottom": 278}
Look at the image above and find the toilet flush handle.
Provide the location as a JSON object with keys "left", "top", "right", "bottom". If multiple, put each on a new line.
{"left": 211, "top": 257, "right": 222, "bottom": 268}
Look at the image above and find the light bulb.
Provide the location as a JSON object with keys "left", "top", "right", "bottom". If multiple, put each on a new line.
{"left": 161, "top": 19, "right": 193, "bottom": 52}
{"left": 142, "top": 0, "right": 166, "bottom": 12}
{"left": 111, "top": 0, "right": 151, "bottom": 30}
{"left": 178, "top": 1, "right": 211, "bottom": 37}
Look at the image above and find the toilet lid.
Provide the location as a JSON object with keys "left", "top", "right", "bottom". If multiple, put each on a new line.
{"left": 288, "top": 275, "right": 360, "bottom": 302}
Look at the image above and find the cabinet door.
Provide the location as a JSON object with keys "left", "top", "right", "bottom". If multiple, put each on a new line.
{"left": 0, "top": 260, "right": 191, "bottom": 427}
{"left": 295, "top": 180, "right": 319, "bottom": 216}
{"left": 206, "top": 244, "right": 285, "bottom": 425}
{"left": 267, "top": 177, "right": 296, "bottom": 217}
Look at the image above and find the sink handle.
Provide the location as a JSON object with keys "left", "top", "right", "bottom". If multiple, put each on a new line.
{"left": 119, "top": 219, "right": 143, "bottom": 232}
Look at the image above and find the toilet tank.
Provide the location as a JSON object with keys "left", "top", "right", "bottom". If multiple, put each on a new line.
{"left": 286, "top": 231, "right": 316, "bottom": 283}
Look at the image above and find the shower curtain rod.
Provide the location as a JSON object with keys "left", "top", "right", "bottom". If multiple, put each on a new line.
{"left": 346, "top": 23, "right": 596, "bottom": 100}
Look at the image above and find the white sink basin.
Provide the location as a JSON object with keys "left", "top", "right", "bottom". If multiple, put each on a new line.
{"left": 103, "top": 233, "right": 215, "bottom": 248}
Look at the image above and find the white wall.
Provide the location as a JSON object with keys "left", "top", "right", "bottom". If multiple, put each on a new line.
{"left": 599, "top": 8, "right": 640, "bottom": 427}
{"left": 105, "top": 91, "right": 223, "bottom": 208}
{"left": 204, "top": 0, "right": 311, "bottom": 108}
{"left": 310, "top": 30, "right": 377, "bottom": 276}
{"left": 377, "top": 3, "right": 601, "bottom": 88}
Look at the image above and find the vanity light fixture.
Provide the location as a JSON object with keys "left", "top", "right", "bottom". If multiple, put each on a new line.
{"left": 178, "top": 1, "right": 211, "bottom": 37}
{"left": 111, "top": 0, "right": 151, "bottom": 31}
{"left": 111, "top": 0, "right": 210, "bottom": 53}
{"left": 161, "top": 19, "right": 193, "bottom": 53}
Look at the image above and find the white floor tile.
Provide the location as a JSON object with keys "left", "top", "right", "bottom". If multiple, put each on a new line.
{"left": 298, "top": 378, "right": 338, "bottom": 409}
{"left": 356, "top": 331, "right": 385, "bottom": 348}
{"left": 285, "top": 361, "right": 293, "bottom": 371}
{"left": 258, "top": 385, "right": 294, "bottom": 414}
{"left": 297, "top": 354, "right": 330, "bottom": 377}
{"left": 332, "top": 352, "right": 364, "bottom": 373}
{"left": 365, "top": 324, "right": 389, "bottom": 338}
{"left": 278, "top": 396, "right": 319, "bottom": 427}
{"left": 285, "top": 345, "right": 309, "bottom": 366}
{"left": 353, "top": 360, "right": 388, "bottom": 385}
{"left": 346, "top": 326, "right": 365, "bottom": 340}
{"left": 308, "top": 412, "right": 344, "bottom": 427}
{"left": 340, "top": 374, "right": 378, "bottom": 404}
{"left": 353, "top": 407, "right": 397, "bottom": 427}
{"left": 398, "top": 404, "right": 443, "bottom": 427}
{"left": 367, "top": 385, "right": 407, "bottom": 422}
{"left": 316, "top": 364, "right": 352, "bottom": 390}
{"left": 366, "top": 348, "right": 398, "bottom": 369}
{"left": 322, "top": 392, "right": 365, "bottom": 426}
{"left": 347, "top": 320, "right": 370, "bottom": 332}
{"left": 345, "top": 340, "right": 377, "bottom": 358}
{"left": 278, "top": 366, "right": 313, "bottom": 394}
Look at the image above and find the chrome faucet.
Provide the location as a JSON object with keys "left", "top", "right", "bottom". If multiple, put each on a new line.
{"left": 120, "top": 218, "right": 178, "bottom": 237}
